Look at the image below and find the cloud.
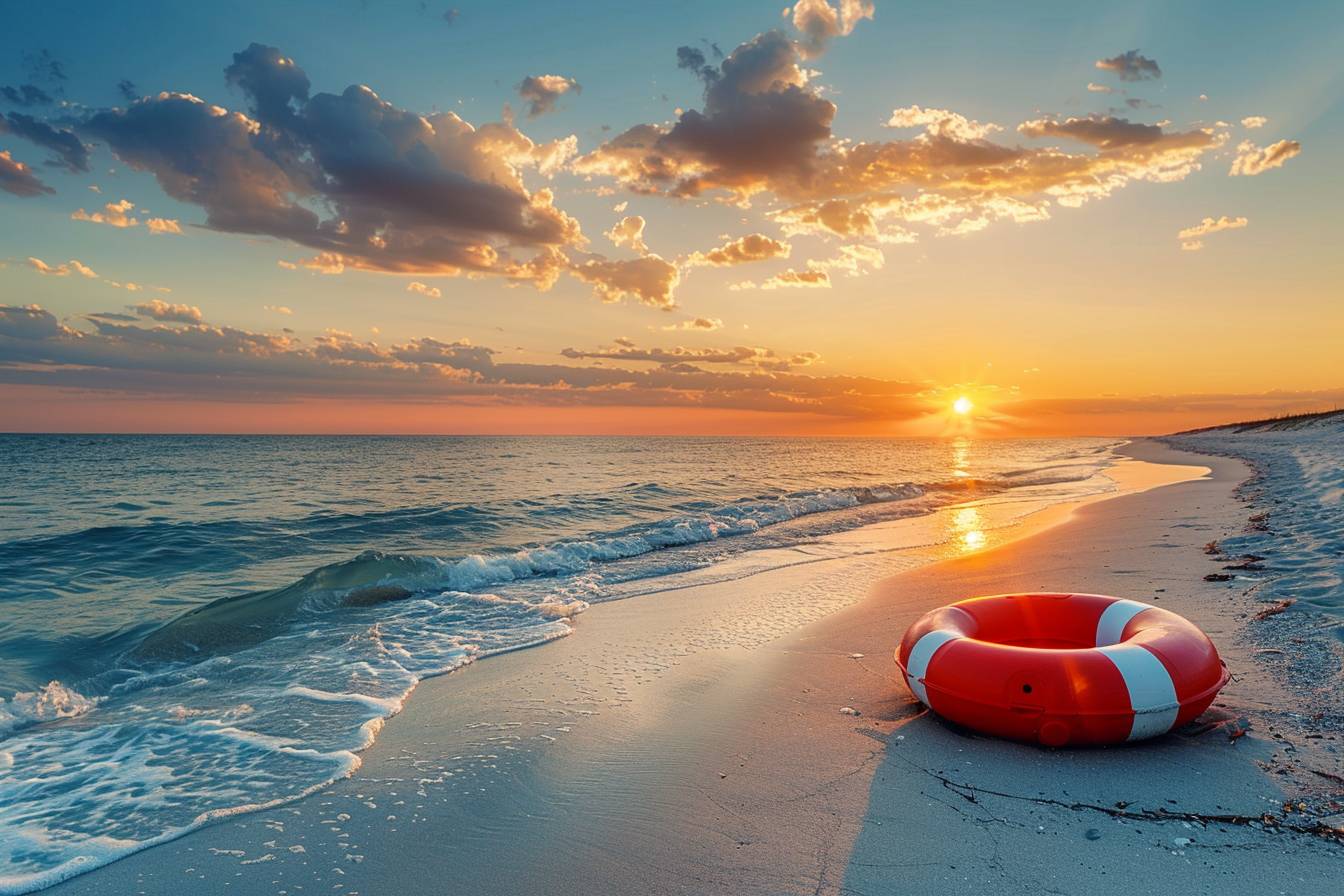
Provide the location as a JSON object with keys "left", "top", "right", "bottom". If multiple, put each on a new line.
{"left": 23, "top": 50, "right": 67, "bottom": 87}
{"left": 726, "top": 243, "right": 880, "bottom": 289}
{"left": 1229, "top": 138, "right": 1301, "bottom": 176}
{"left": 1177, "top": 215, "right": 1248, "bottom": 239}
{"left": 886, "top": 105, "right": 1000, "bottom": 141}
{"left": 117, "top": 79, "right": 139, "bottom": 102}
{"left": 560, "top": 340, "right": 819, "bottom": 371}
{"left": 1086, "top": 82, "right": 1115, "bottom": 94}
{"left": 676, "top": 46, "right": 718, "bottom": 84}
{"left": 774, "top": 193, "right": 1041, "bottom": 243}
{"left": 663, "top": 316, "right": 723, "bottom": 331}
{"left": 579, "top": 26, "right": 1221, "bottom": 248}
{"left": 516, "top": 75, "right": 581, "bottom": 118}
{"left": 771, "top": 198, "right": 876, "bottom": 239}
{"left": 72, "top": 200, "right": 181, "bottom": 235}
{"left": 605, "top": 215, "right": 648, "bottom": 254}
{"left": 687, "top": 233, "right": 790, "bottom": 266}
{"left": 790, "top": 0, "right": 875, "bottom": 58}
{"left": 27, "top": 256, "right": 98, "bottom": 278}
{"left": 0, "top": 112, "right": 89, "bottom": 171}
{"left": 133, "top": 299, "right": 203, "bottom": 323}
{"left": 0, "top": 149, "right": 53, "bottom": 196}
{"left": 0, "top": 304, "right": 64, "bottom": 340}
{"left": 1018, "top": 114, "right": 1165, "bottom": 149}
{"left": 1094, "top": 50, "right": 1162, "bottom": 82}
{"left": 734, "top": 267, "right": 831, "bottom": 290}
{"left": 78, "top": 43, "right": 582, "bottom": 285}
{"left": 72, "top": 198, "right": 139, "bottom": 227}
{"left": 570, "top": 255, "right": 680, "bottom": 308}
{"left": 407, "top": 281, "right": 442, "bottom": 298}
{"left": 263, "top": 304, "right": 293, "bottom": 315}
{"left": 146, "top": 217, "right": 183, "bottom": 234}
{"left": 1123, "top": 97, "right": 1157, "bottom": 111}
{"left": 289, "top": 253, "right": 347, "bottom": 275}
{"left": 0, "top": 303, "right": 929, "bottom": 420}
{"left": 810, "top": 243, "right": 884, "bottom": 275}
{"left": 575, "top": 30, "right": 836, "bottom": 200}
{"left": 1177, "top": 215, "right": 1247, "bottom": 251}
{"left": 1240, "top": 116, "right": 1267, "bottom": 129}
{"left": 1, "top": 84, "right": 53, "bottom": 107}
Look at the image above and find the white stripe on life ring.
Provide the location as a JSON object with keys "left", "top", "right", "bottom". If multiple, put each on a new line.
{"left": 1095, "top": 598, "right": 1152, "bottom": 647}
{"left": 1097, "top": 643, "right": 1180, "bottom": 740}
{"left": 905, "top": 630, "right": 960, "bottom": 706}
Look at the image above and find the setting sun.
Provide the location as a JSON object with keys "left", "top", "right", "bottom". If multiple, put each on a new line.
{"left": 953, "top": 396, "right": 974, "bottom": 416}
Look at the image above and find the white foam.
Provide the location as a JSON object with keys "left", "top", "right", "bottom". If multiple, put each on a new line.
{"left": 0, "top": 681, "right": 99, "bottom": 738}
{"left": 1173, "top": 416, "right": 1344, "bottom": 609}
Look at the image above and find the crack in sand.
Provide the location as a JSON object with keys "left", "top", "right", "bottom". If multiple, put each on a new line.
{"left": 920, "top": 767, "right": 1344, "bottom": 843}
{"left": 784, "top": 746, "right": 884, "bottom": 806}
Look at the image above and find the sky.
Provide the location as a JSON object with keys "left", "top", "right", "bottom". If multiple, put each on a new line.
{"left": 1, "top": 0, "right": 1341, "bottom": 436}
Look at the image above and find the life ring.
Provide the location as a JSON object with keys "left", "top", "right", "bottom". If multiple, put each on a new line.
{"left": 895, "top": 593, "right": 1229, "bottom": 747}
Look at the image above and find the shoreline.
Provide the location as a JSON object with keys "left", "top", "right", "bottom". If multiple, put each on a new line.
{"left": 45, "top": 440, "right": 1342, "bottom": 894}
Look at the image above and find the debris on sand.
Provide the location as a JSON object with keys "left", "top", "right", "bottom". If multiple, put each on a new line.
{"left": 1253, "top": 599, "right": 1296, "bottom": 620}
{"left": 1224, "top": 558, "right": 1265, "bottom": 571}
{"left": 1225, "top": 717, "right": 1252, "bottom": 740}
{"left": 1204, "top": 573, "right": 1234, "bottom": 582}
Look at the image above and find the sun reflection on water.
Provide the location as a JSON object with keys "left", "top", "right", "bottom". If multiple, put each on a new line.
{"left": 951, "top": 505, "right": 986, "bottom": 551}
{"left": 951, "top": 436, "right": 971, "bottom": 479}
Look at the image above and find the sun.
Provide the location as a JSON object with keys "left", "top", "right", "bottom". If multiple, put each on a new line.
{"left": 952, "top": 396, "right": 973, "bottom": 416}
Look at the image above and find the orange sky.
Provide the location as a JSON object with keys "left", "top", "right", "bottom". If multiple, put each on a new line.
{"left": 4, "top": 384, "right": 1338, "bottom": 436}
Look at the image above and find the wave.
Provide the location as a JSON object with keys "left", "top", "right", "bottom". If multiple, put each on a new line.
{"left": 0, "top": 682, "right": 99, "bottom": 739}
{"left": 123, "top": 481, "right": 927, "bottom": 665}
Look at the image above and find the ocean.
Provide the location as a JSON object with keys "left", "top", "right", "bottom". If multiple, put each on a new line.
{"left": 0, "top": 434, "right": 1121, "bottom": 892}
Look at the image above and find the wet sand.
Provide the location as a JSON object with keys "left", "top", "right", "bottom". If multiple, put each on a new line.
{"left": 49, "top": 441, "right": 1342, "bottom": 895}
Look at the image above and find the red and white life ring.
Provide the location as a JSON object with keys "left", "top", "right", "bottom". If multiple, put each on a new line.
{"left": 895, "top": 593, "right": 1229, "bottom": 747}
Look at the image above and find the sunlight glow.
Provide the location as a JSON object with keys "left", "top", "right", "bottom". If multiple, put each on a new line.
{"left": 951, "top": 506, "right": 986, "bottom": 552}
{"left": 953, "top": 396, "right": 973, "bottom": 416}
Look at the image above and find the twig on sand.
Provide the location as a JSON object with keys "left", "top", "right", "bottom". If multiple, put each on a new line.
{"left": 1254, "top": 599, "right": 1297, "bottom": 620}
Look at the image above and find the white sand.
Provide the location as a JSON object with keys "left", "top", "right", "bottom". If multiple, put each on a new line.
{"left": 46, "top": 441, "right": 1342, "bottom": 895}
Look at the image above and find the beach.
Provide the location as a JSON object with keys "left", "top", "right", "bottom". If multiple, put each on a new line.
{"left": 34, "top": 437, "right": 1341, "bottom": 895}
{"left": 4, "top": 2, "right": 1340, "bottom": 891}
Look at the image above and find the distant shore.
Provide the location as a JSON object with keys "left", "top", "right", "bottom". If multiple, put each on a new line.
{"left": 45, "top": 440, "right": 1342, "bottom": 895}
